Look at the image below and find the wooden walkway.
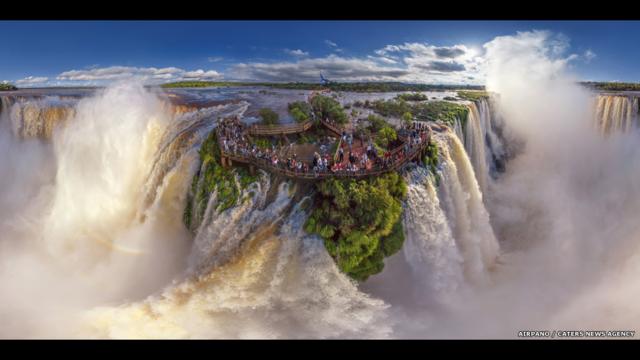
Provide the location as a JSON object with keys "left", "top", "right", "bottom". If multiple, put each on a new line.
{"left": 220, "top": 140, "right": 429, "bottom": 180}
{"left": 247, "top": 120, "right": 314, "bottom": 136}
{"left": 217, "top": 121, "right": 432, "bottom": 180}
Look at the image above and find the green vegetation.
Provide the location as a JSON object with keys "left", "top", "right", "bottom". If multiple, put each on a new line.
{"left": 310, "top": 95, "right": 348, "bottom": 124}
{"left": 269, "top": 82, "right": 484, "bottom": 92}
{"left": 366, "top": 99, "right": 469, "bottom": 127}
{"left": 368, "top": 98, "right": 411, "bottom": 118}
{"left": 162, "top": 81, "right": 247, "bottom": 88}
{"left": 376, "top": 126, "right": 397, "bottom": 148}
{"left": 423, "top": 139, "right": 441, "bottom": 185}
{"left": 457, "top": 90, "right": 489, "bottom": 102}
{"left": 396, "top": 92, "right": 428, "bottom": 101}
{"left": 287, "top": 101, "right": 313, "bottom": 123}
{"left": 161, "top": 81, "right": 484, "bottom": 93}
{"left": 411, "top": 101, "right": 469, "bottom": 127}
{"left": 402, "top": 111, "right": 413, "bottom": 128}
{"left": 304, "top": 173, "right": 407, "bottom": 281}
{"left": 354, "top": 121, "right": 371, "bottom": 140}
{"left": 296, "top": 132, "right": 320, "bottom": 145}
{"left": 366, "top": 114, "right": 388, "bottom": 133}
{"left": 259, "top": 108, "right": 279, "bottom": 125}
{"left": 253, "top": 137, "right": 272, "bottom": 150}
{"left": 581, "top": 81, "right": 640, "bottom": 91}
{"left": 0, "top": 83, "right": 17, "bottom": 91}
{"left": 183, "top": 130, "right": 258, "bottom": 231}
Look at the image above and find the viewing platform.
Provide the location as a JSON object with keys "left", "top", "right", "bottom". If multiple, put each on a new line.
{"left": 216, "top": 116, "right": 433, "bottom": 181}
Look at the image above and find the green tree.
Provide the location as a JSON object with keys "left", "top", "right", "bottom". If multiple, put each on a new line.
{"left": 259, "top": 108, "right": 279, "bottom": 125}
{"left": 367, "top": 114, "right": 387, "bottom": 133}
{"left": 402, "top": 112, "right": 413, "bottom": 128}
{"left": 310, "top": 95, "right": 348, "bottom": 124}
{"left": 376, "top": 126, "right": 397, "bottom": 148}
{"left": 288, "top": 101, "right": 312, "bottom": 123}
{"left": 304, "top": 173, "right": 407, "bottom": 281}
{"left": 0, "top": 83, "right": 17, "bottom": 91}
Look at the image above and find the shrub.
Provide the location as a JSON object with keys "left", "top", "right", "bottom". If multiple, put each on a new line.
{"left": 310, "top": 95, "right": 348, "bottom": 124}
{"left": 288, "top": 101, "right": 313, "bottom": 123}
{"left": 259, "top": 108, "right": 279, "bottom": 125}
{"left": 376, "top": 126, "right": 397, "bottom": 148}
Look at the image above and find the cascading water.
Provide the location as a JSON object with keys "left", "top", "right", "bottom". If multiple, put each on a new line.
{"left": 0, "top": 82, "right": 394, "bottom": 339}
{"left": 462, "top": 99, "right": 506, "bottom": 196}
{"left": 81, "top": 193, "right": 391, "bottom": 339}
{"left": 594, "top": 95, "right": 639, "bottom": 134}
{"left": 402, "top": 166, "right": 465, "bottom": 298}
{"left": 403, "top": 131, "right": 499, "bottom": 290}
{"left": 0, "top": 82, "right": 256, "bottom": 337}
{"left": 0, "top": 95, "right": 76, "bottom": 139}
{"left": 9, "top": 28, "right": 640, "bottom": 338}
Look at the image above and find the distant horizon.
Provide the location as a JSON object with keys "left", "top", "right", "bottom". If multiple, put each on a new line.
{"left": 3, "top": 79, "right": 640, "bottom": 91}
{"left": 2, "top": 21, "right": 640, "bottom": 88}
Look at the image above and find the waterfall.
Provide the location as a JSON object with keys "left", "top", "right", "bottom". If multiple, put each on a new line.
{"left": 594, "top": 95, "right": 639, "bottom": 134}
{"left": 462, "top": 99, "right": 506, "bottom": 196}
{"left": 187, "top": 175, "right": 293, "bottom": 274}
{"left": 0, "top": 82, "right": 242, "bottom": 337}
{"left": 0, "top": 96, "right": 76, "bottom": 139}
{"left": 404, "top": 131, "right": 499, "bottom": 289}
{"left": 403, "top": 166, "right": 465, "bottom": 298}
{"left": 80, "top": 197, "right": 391, "bottom": 339}
{"left": 138, "top": 101, "right": 249, "bottom": 214}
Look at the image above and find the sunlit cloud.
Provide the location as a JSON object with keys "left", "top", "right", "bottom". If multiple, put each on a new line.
{"left": 228, "top": 41, "right": 488, "bottom": 85}
{"left": 15, "top": 76, "right": 49, "bottom": 86}
{"left": 55, "top": 66, "right": 223, "bottom": 85}
{"left": 285, "top": 49, "right": 309, "bottom": 57}
{"left": 325, "top": 40, "right": 338, "bottom": 48}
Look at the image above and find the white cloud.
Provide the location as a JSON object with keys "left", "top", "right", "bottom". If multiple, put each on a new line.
{"left": 229, "top": 54, "right": 412, "bottom": 83}
{"left": 181, "top": 69, "right": 223, "bottom": 80}
{"left": 325, "top": 40, "right": 338, "bottom": 48}
{"left": 15, "top": 76, "right": 49, "bottom": 86}
{"left": 56, "top": 66, "right": 223, "bottom": 84}
{"left": 584, "top": 49, "right": 596, "bottom": 63}
{"left": 483, "top": 30, "right": 584, "bottom": 92}
{"left": 228, "top": 41, "right": 488, "bottom": 84}
{"left": 208, "top": 56, "right": 224, "bottom": 62}
{"left": 367, "top": 55, "right": 398, "bottom": 65}
{"left": 324, "top": 39, "right": 343, "bottom": 53}
{"left": 285, "top": 49, "right": 309, "bottom": 57}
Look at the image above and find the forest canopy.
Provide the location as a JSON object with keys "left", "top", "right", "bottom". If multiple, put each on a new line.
{"left": 304, "top": 172, "right": 408, "bottom": 281}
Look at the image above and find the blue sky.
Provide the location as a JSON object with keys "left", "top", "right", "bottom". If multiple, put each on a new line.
{"left": 1, "top": 21, "right": 639, "bottom": 87}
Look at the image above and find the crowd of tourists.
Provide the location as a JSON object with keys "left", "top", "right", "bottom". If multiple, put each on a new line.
{"left": 216, "top": 116, "right": 431, "bottom": 177}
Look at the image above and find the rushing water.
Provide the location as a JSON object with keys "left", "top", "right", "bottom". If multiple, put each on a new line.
{"left": 462, "top": 99, "right": 507, "bottom": 196}
{"left": 3, "top": 60, "right": 640, "bottom": 338}
{"left": 594, "top": 94, "right": 639, "bottom": 134}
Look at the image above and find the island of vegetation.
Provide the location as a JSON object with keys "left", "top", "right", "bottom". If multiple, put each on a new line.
{"left": 304, "top": 173, "right": 407, "bottom": 281}
{"left": 581, "top": 81, "right": 640, "bottom": 91}
{"left": 457, "top": 90, "right": 490, "bottom": 102}
{"left": 356, "top": 97, "right": 469, "bottom": 128}
{"left": 0, "top": 83, "right": 17, "bottom": 91}
{"left": 183, "top": 91, "right": 447, "bottom": 281}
